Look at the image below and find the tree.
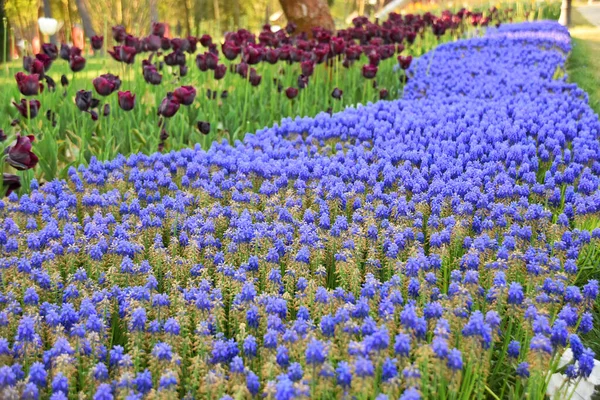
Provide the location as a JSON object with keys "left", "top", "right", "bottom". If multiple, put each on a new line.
{"left": 74, "top": 0, "right": 96, "bottom": 38}
{"left": 279, "top": 0, "right": 335, "bottom": 34}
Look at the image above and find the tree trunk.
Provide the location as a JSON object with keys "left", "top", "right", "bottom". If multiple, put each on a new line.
{"left": 74, "top": 0, "right": 97, "bottom": 38}
{"left": 232, "top": 0, "right": 240, "bottom": 29}
{"left": 42, "top": 0, "right": 57, "bottom": 44}
{"left": 149, "top": 0, "right": 159, "bottom": 23}
{"left": 558, "top": 0, "right": 571, "bottom": 26}
{"left": 279, "top": 0, "right": 335, "bottom": 34}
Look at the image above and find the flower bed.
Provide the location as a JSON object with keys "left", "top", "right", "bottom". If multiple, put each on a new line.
{"left": 0, "top": 21, "right": 599, "bottom": 400}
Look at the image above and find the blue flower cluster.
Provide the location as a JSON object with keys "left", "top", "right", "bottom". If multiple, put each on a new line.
{"left": 0, "top": 21, "right": 599, "bottom": 399}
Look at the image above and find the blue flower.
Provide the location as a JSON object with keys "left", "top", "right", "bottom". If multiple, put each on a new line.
{"left": 93, "top": 383, "right": 113, "bottom": 400}
{"left": 305, "top": 338, "right": 327, "bottom": 365}
{"left": 336, "top": 361, "right": 352, "bottom": 388}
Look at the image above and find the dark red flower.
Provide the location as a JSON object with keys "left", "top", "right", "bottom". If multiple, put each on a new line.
{"left": 285, "top": 22, "right": 297, "bottom": 34}
{"left": 44, "top": 75, "right": 56, "bottom": 92}
{"left": 173, "top": 86, "right": 196, "bottom": 106}
{"left": 199, "top": 34, "right": 212, "bottom": 47}
{"left": 285, "top": 87, "right": 298, "bottom": 99}
{"left": 112, "top": 25, "right": 127, "bottom": 42}
{"left": 41, "top": 43, "right": 58, "bottom": 60}
{"left": 161, "top": 37, "right": 171, "bottom": 50}
{"left": 91, "top": 35, "right": 104, "bottom": 50}
{"left": 103, "top": 103, "right": 111, "bottom": 117}
{"left": 158, "top": 94, "right": 180, "bottom": 118}
{"left": 108, "top": 46, "right": 135, "bottom": 64}
{"left": 362, "top": 64, "right": 378, "bottom": 79}
{"left": 243, "top": 45, "right": 264, "bottom": 65}
{"left": 397, "top": 55, "right": 413, "bottom": 70}
{"left": 150, "top": 22, "right": 165, "bottom": 37}
{"left": 205, "top": 52, "right": 219, "bottom": 70}
{"left": 187, "top": 36, "right": 198, "bottom": 54}
{"left": 214, "top": 64, "right": 226, "bottom": 80}
{"left": 331, "top": 37, "right": 345, "bottom": 55}
{"left": 12, "top": 99, "right": 41, "bottom": 118}
{"left": 6, "top": 134, "right": 38, "bottom": 170}
{"left": 179, "top": 65, "right": 188, "bottom": 77}
{"left": 2, "top": 174, "right": 21, "bottom": 196}
{"left": 235, "top": 62, "right": 248, "bottom": 78}
{"left": 36, "top": 53, "right": 53, "bottom": 71}
{"left": 195, "top": 54, "right": 208, "bottom": 71}
{"left": 75, "top": 90, "right": 93, "bottom": 111}
{"left": 331, "top": 87, "right": 343, "bottom": 99}
{"left": 89, "top": 110, "right": 99, "bottom": 121}
{"left": 118, "top": 91, "right": 136, "bottom": 111}
{"left": 15, "top": 72, "right": 42, "bottom": 96}
{"left": 265, "top": 48, "right": 279, "bottom": 64}
{"left": 69, "top": 55, "right": 86, "bottom": 72}
{"left": 59, "top": 43, "right": 71, "bottom": 60}
{"left": 165, "top": 51, "right": 186, "bottom": 66}
{"left": 379, "top": 88, "right": 389, "bottom": 99}
{"left": 170, "top": 38, "right": 190, "bottom": 53}
{"left": 24, "top": 57, "right": 45, "bottom": 76}
{"left": 70, "top": 46, "right": 82, "bottom": 57}
{"left": 196, "top": 121, "right": 210, "bottom": 134}
{"left": 249, "top": 68, "right": 262, "bottom": 86}
{"left": 368, "top": 51, "right": 380, "bottom": 66}
{"left": 297, "top": 74, "right": 309, "bottom": 89}
{"left": 144, "top": 35, "right": 162, "bottom": 52}
{"left": 143, "top": 64, "right": 162, "bottom": 85}
{"left": 222, "top": 41, "right": 241, "bottom": 60}
{"left": 301, "top": 60, "right": 314, "bottom": 77}
{"left": 93, "top": 74, "right": 121, "bottom": 96}
{"left": 61, "top": 74, "right": 69, "bottom": 87}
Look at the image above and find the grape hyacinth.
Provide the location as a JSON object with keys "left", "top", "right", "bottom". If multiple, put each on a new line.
{"left": 0, "top": 21, "right": 599, "bottom": 399}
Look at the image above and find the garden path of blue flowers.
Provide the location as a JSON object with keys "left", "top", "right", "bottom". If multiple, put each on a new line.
{"left": 1, "top": 21, "right": 600, "bottom": 400}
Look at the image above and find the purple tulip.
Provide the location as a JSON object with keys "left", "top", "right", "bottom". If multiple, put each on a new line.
{"left": 398, "top": 55, "right": 413, "bottom": 70}
{"left": 222, "top": 41, "right": 241, "bottom": 60}
{"left": 379, "top": 88, "right": 389, "bottom": 99}
{"left": 15, "top": 72, "right": 42, "bottom": 96}
{"left": 69, "top": 55, "right": 86, "bottom": 72}
{"left": 93, "top": 74, "right": 121, "bottom": 96}
{"left": 301, "top": 61, "right": 314, "bottom": 77}
{"left": 41, "top": 43, "right": 58, "bottom": 60}
{"left": 112, "top": 25, "right": 127, "bottom": 42}
{"left": 2, "top": 173, "right": 21, "bottom": 196}
{"left": 199, "top": 34, "right": 212, "bottom": 47}
{"left": 59, "top": 43, "right": 71, "bottom": 60}
{"left": 12, "top": 99, "right": 41, "bottom": 118}
{"left": 118, "top": 91, "right": 136, "bottom": 111}
{"left": 205, "top": 52, "right": 219, "bottom": 70}
{"left": 196, "top": 121, "right": 211, "bottom": 134}
{"left": 285, "top": 87, "right": 298, "bottom": 99}
{"left": 6, "top": 134, "right": 39, "bottom": 170}
{"left": 249, "top": 68, "right": 262, "bottom": 86}
{"left": 75, "top": 90, "right": 93, "bottom": 111}
{"left": 152, "top": 22, "right": 166, "bottom": 37}
{"left": 143, "top": 63, "right": 162, "bottom": 85}
{"left": 144, "top": 35, "right": 162, "bottom": 52}
{"left": 157, "top": 94, "right": 180, "bottom": 118}
{"left": 214, "top": 64, "right": 227, "bottom": 80}
{"left": 173, "top": 86, "right": 196, "bottom": 106}
{"left": 331, "top": 87, "right": 343, "bottom": 100}
{"left": 362, "top": 64, "right": 378, "bottom": 79}
{"left": 165, "top": 51, "right": 186, "bottom": 66}
{"left": 91, "top": 35, "right": 104, "bottom": 50}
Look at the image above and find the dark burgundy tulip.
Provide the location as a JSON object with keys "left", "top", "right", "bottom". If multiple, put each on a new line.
{"left": 44, "top": 75, "right": 56, "bottom": 92}
{"left": 89, "top": 110, "right": 99, "bottom": 121}
{"left": 15, "top": 72, "right": 42, "bottom": 96}
{"left": 301, "top": 60, "right": 314, "bottom": 77}
{"left": 279, "top": 45, "right": 291, "bottom": 61}
{"left": 157, "top": 94, "right": 180, "bottom": 118}
{"left": 91, "top": 35, "right": 104, "bottom": 50}
{"left": 25, "top": 57, "right": 45, "bottom": 76}
{"left": 61, "top": 74, "right": 69, "bottom": 87}
{"left": 243, "top": 45, "right": 263, "bottom": 65}
{"left": 93, "top": 74, "right": 121, "bottom": 96}
{"left": 368, "top": 52, "right": 380, "bottom": 66}
{"left": 165, "top": 51, "right": 186, "bottom": 66}
{"left": 152, "top": 22, "right": 166, "bottom": 37}
{"left": 379, "top": 88, "right": 389, "bottom": 99}
{"left": 41, "top": 43, "right": 58, "bottom": 60}
{"left": 112, "top": 25, "right": 127, "bottom": 42}
{"left": 221, "top": 90, "right": 228, "bottom": 99}
{"left": 35, "top": 53, "right": 53, "bottom": 72}
{"left": 235, "top": 62, "right": 248, "bottom": 78}
{"left": 59, "top": 43, "right": 71, "bottom": 60}
{"left": 22, "top": 56, "right": 33, "bottom": 72}
{"left": 205, "top": 52, "right": 219, "bottom": 70}
{"left": 108, "top": 46, "right": 124, "bottom": 62}
{"left": 119, "top": 46, "right": 136, "bottom": 64}
{"left": 397, "top": 44, "right": 405, "bottom": 54}
{"left": 91, "top": 98, "right": 100, "bottom": 109}
{"left": 214, "top": 64, "right": 226, "bottom": 80}
{"left": 406, "top": 31, "right": 417, "bottom": 44}
{"left": 362, "top": 64, "right": 378, "bottom": 79}
{"left": 179, "top": 65, "right": 188, "bottom": 77}
{"left": 398, "top": 55, "right": 413, "bottom": 70}
{"left": 125, "top": 35, "right": 143, "bottom": 52}
{"left": 6, "top": 134, "right": 38, "bottom": 170}
{"left": 145, "top": 35, "right": 162, "bottom": 52}
{"left": 103, "top": 103, "right": 111, "bottom": 117}
{"left": 197, "top": 121, "right": 210, "bottom": 135}
{"left": 285, "top": 87, "right": 298, "bottom": 99}
{"left": 70, "top": 46, "right": 82, "bottom": 57}
{"left": 331, "top": 37, "right": 345, "bottom": 55}
{"left": 331, "top": 87, "right": 343, "bottom": 100}
{"left": 249, "top": 68, "right": 262, "bottom": 86}
{"left": 265, "top": 49, "right": 279, "bottom": 64}
{"left": 0, "top": 129, "right": 6, "bottom": 141}
{"left": 290, "top": 48, "right": 304, "bottom": 62}
{"left": 2, "top": 174, "right": 21, "bottom": 196}
{"left": 297, "top": 74, "right": 308, "bottom": 89}
{"left": 222, "top": 41, "right": 240, "bottom": 60}
{"left": 75, "top": 90, "right": 93, "bottom": 111}
{"left": 195, "top": 54, "right": 208, "bottom": 71}
{"left": 12, "top": 99, "right": 41, "bottom": 118}
{"left": 199, "top": 34, "right": 212, "bottom": 47}
{"left": 118, "top": 91, "right": 136, "bottom": 111}
{"left": 170, "top": 38, "right": 190, "bottom": 53}
{"left": 187, "top": 36, "right": 198, "bottom": 54}
{"left": 160, "top": 127, "right": 169, "bottom": 141}
{"left": 173, "top": 86, "right": 196, "bottom": 106}
{"left": 161, "top": 37, "right": 171, "bottom": 51}
{"left": 285, "top": 22, "right": 297, "bottom": 34}
{"left": 143, "top": 64, "right": 162, "bottom": 85}
{"left": 69, "top": 55, "right": 86, "bottom": 72}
